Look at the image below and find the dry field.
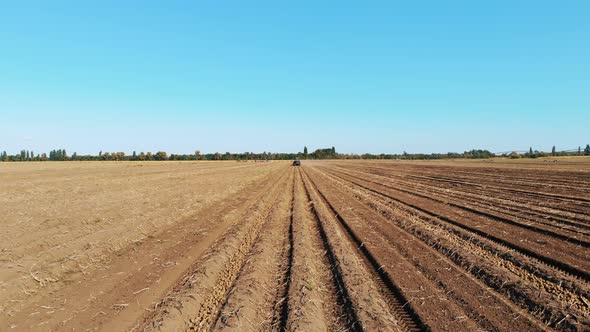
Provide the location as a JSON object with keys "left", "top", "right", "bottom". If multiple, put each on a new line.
{"left": 1, "top": 159, "right": 589, "bottom": 331}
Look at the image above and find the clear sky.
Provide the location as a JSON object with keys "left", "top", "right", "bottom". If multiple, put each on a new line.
{"left": 1, "top": 1, "right": 588, "bottom": 154}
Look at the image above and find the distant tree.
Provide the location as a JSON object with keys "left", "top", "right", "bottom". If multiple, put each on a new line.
{"left": 464, "top": 149, "right": 494, "bottom": 159}
{"left": 526, "top": 147, "right": 535, "bottom": 158}
{"left": 331, "top": 146, "right": 336, "bottom": 155}
{"left": 72, "top": 152, "right": 77, "bottom": 160}
{"left": 138, "top": 152, "right": 146, "bottom": 161}
{"left": 213, "top": 152, "right": 221, "bottom": 160}
{"left": 195, "top": 150, "right": 201, "bottom": 160}
{"left": 1, "top": 151, "right": 7, "bottom": 162}
{"left": 146, "top": 152, "right": 153, "bottom": 160}
{"left": 99, "top": 150, "right": 103, "bottom": 157}
{"left": 579, "top": 146, "right": 582, "bottom": 155}
{"left": 551, "top": 146, "right": 556, "bottom": 156}
{"left": 132, "top": 151, "right": 137, "bottom": 160}
{"left": 154, "top": 151, "right": 167, "bottom": 160}
{"left": 303, "top": 146, "right": 308, "bottom": 159}
{"left": 585, "top": 144, "right": 590, "bottom": 156}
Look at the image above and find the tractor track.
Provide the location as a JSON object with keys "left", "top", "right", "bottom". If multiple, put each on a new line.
{"left": 276, "top": 176, "right": 295, "bottom": 331}
{"left": 300, "top": 169, "right": 364, "bottom": 332}
{"left": 287, "top": 168, "right": 349, "bottom": 331}
{"left": 141, "top": 168, "right": 291, "bottom": 331}
{"left": 302, "top": 168, "right": 426, "bottom": 332}
{"left": 211, "top": 168, "right": 296, "bottom": 331}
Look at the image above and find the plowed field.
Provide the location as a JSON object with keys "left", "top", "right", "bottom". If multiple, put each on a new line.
{"left": 1, "top": 160, "right": 589, "bottom": 331}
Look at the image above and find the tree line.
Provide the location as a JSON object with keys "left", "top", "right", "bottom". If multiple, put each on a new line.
{"left": 512, "top": 145, "right": 590, "bottom": 159}
{"left": 1, "top": 145, "right": 589, "bottom": 162}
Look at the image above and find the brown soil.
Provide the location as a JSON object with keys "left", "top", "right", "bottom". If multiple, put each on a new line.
{"left": 1, "top": 160, "right": 589, "bottom": 331}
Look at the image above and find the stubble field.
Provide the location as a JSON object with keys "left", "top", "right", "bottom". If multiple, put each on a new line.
{"left": 1, "top": 159, "right": 589, "bottom": 331}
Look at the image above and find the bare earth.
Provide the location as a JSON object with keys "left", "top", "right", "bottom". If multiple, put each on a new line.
{"left": 1, "top": 160, "right": 589, "bottom": 331}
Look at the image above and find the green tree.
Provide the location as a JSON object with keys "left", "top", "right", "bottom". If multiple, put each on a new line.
{"left": 551, "top": 146, "right": 556, "bottom": 156}
{"left": 584, "top": 144, "right": 590, "bottom": 156}
{"left": 195, "top": 150, "right": 201, "bottom": 160}
{"left": 303, "top": 146, "right": 308, "bottom": 159}
{"left": 1, "top": 151, "right": 7, "bottom": 162}
{"left": 154, "top": 151, "right": 168, "bottom": 160}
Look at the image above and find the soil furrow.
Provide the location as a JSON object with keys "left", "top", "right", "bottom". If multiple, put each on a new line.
{"left": 328, "top": 166, "right": 590, "bottom": 246}
{"left": 300, "top": 170, "right": 365, "bottom": 331}
{"left": 277, "top": 177, "right": 295, "bottom": 331}
{"left": 286, "top": 168, "right": 345, "bottom": 331}
{"left": 141, "top": 169, "right": 290, "bottom": 331}
{"left": 344, "top": 164, "right": 590, "bottom": 219}
{"left": 384, "top": 168, "right": 590, "bottom": 223}
{"left": 322, "top": 167, "right": 590, "bottom": 281}
{"left": 2, "top": 162, "right": 288, "bottom": 332}
{"left": 311, "top": 166, "right": 589, "bottom": 330}
{"left": 211, "top": 169, "right": 295, "bottom": 331}
{"left": 6, "top": 160, "right": 590, "bottom": 332}
{"left": 302, "top": 168, "right": 424, "bottom": 331}
{"left": 348, "top": 165, "right": 590, "bottom": 233}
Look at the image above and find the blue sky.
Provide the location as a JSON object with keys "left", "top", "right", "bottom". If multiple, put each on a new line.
{"left": 1, "top": 1, "right": 588, "bottom": 154}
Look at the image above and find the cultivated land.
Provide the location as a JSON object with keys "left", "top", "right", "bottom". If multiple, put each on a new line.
{"left": 1, "top": 159, "right": 589, "bottom": 331}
